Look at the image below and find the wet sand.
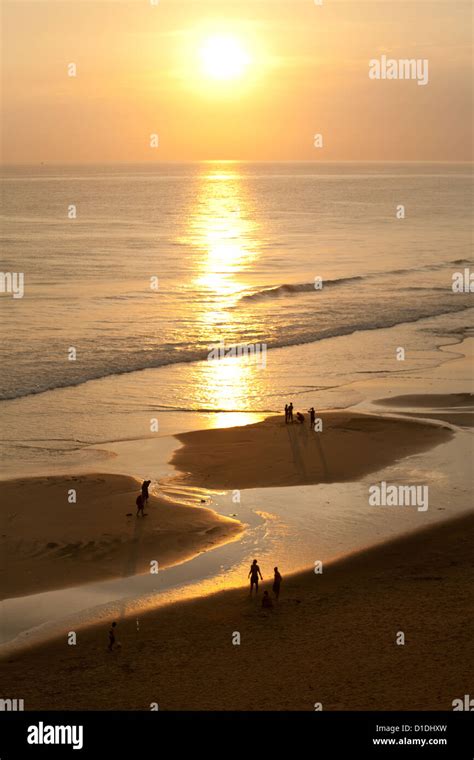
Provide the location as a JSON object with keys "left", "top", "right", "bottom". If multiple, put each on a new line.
{"left": 0, "top": 392, "right": 470, "bottom": 709}
{"left": 1, "top": 411, "right": 453, "bottom": 600}
{"left": 373, "top": 393, "right": 474, "bottom": 427}
{"left": 2, "top": 511, "right": 472, "bottom": 710}
{"left": 0, "top": 474, "right": 242, "bottom": 600}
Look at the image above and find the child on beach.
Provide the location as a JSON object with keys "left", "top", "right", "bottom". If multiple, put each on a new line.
{"left": 262, "top": 590, "right": 273, "bottom": 609}
{"left": 136, "top": 493, "right": 145, "bottom": 517}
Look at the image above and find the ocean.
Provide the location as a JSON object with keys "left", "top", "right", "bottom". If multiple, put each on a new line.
{"left": 0, "top": 161, "right": 472, "bottom": 474}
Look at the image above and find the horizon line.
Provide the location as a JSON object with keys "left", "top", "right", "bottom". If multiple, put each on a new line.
{"left": 1, "top": 159, "right": 473, "bottom": 167}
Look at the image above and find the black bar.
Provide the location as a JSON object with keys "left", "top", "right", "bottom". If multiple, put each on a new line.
{"left": 1, "top": 711, "right": 473, "bottom": 757}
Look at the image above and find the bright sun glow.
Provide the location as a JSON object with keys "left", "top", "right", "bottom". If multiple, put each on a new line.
{"left": 199, "top": 35, "right": 251, "bottom": 81}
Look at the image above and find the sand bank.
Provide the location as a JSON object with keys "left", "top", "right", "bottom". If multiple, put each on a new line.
{"left": 2, "top": 511, "right": 472, "bottom": 710}
{"left": 1, "top": 409, "right": 455, "bottom": 601}
{"left": 172, "top": 411, "right": 453, "bottom": 490}
{"left": 373, "top": 393, "right": 474, "bottom": 427}
{"left": 0, "top": 474, "right": 242, "bottom": 600}
{"left": 375, "top": 393, "right": 473, "bottom": 408}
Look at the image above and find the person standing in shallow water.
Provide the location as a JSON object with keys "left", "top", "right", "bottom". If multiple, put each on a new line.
{"left": 248, "top": 559, "right": 263, "bottom": 595}
{"left": 141, "top": 479, "right": 151, "bottom": 505}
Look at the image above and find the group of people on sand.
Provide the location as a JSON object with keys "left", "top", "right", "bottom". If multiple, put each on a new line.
{"left": 248, "top": 559, "right": 282, "bottom": 609}
{"left": 285, "top": 403, "right": 317, "bottom": 427}
{"left": 135, "top": 479, "right": 151, "bottom": 517}
{"left": 107, "top": 559, "right": 282, "bottom": 649}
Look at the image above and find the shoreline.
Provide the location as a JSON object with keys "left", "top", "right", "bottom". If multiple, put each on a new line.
{"left": 0, "top": 353, "right": 472, "bottom": 707}
{"left": 0, "top": 310, "right": 471, "bottom": 409}
{"left": 1, "top": 314, "right": 472, "bottom": 482}
{"left": 0, "top": 473, "right": 243, "bottom": 601}
{"left": 2, "top": 511, "right": 472, "bottom": 710}
{"left": 0, "top": 408, "right": 455, "bottom": 601}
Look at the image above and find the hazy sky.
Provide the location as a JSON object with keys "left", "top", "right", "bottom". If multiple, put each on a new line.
{"left": 2, "top": 0, "right": 472, "bottom": 162}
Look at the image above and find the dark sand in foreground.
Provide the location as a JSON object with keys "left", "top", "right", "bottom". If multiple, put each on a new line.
{"left": 1, "top": 512, "right": 472, "bottom": 710}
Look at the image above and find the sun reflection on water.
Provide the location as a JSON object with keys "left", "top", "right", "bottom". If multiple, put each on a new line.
{"left": 184, "top": 165, "right": 259, "bottom": 302}
{"left": 181, "top": 164, "right": 268, "bottom": 422}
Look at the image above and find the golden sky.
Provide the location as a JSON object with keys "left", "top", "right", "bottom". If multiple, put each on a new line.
{"left": 2, "top": 0, "right": 472, "bottom": 162}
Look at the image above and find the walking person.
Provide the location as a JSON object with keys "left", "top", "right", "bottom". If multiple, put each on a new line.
{"left": 308, "top": 407, "right": 316, "bottom": 429}
{"left": 288, "top": 402, "right": 294, "bottom": 423}
{"left": 284, "top": 404, "right": 289, "bottom": 423}
{"left": 108, "top": 621, "right": 117, "bottom": 652}
{"left": 273, "top": 566, "right": 282, "bottom": 600}
{"left": 248, "top": 558, "right": 263, "bottom": 595}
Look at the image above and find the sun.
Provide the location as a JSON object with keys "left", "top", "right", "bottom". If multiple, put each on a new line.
{"left": 199, "top": 35, "right": 251, "bottom": 81}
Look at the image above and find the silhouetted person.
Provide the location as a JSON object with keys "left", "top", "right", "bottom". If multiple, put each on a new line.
{"left": 262, "top": 590, "right": 273, "bottom": 609}
{"left": 136, "top": 493, "right": 145, "bottom": 517}
{"left": 273, "top": 567, "right": 282, "bottom": 599}
{"left": 296, "top": 411, "right": 304, "bottom": 424}
{"left": 288, "top": 403, "right": 294, "bottom": 422}
{"left": 284, "top": 404, "right": 289, "bottom": 423}
{"left": 108, "top": 621, "right": 117, "bottom": 651}
{"left": 308, "top": 407, "right": 316, "bottom": 428}
{"left": 248, "top": 559, "right": 263, "bottom": 595}
{"left": 141, "top": 479, "right": 151, "bottom": 504}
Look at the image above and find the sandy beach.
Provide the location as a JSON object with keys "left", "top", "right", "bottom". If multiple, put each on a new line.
{"left": 172, "top": 410, "right": 454, "bottom": 489}
{"left": 1, "top": 384, "right": 472, "bottom": 710}
{"left": 0, "top": 474, "right": 242, "bottom": 600}
{"left": 2, "top": 511, "right": 472, "bottom": 711}
{"left": 0, "top": 410, "right": 453, "bottom": 600}
{"left": 1, "top": 0, "right": 473, "bottom": 737}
